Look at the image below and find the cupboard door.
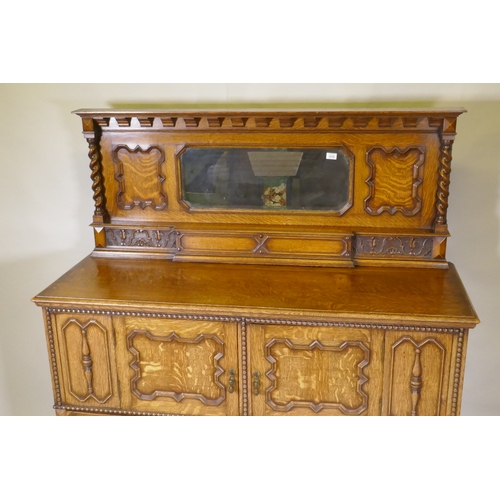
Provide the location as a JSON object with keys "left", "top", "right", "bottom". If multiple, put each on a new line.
{"left": 52, "top": 312, "right": 120, "bottom": 409}
{"left": 114, "top": 316, "right": 239, "bottom": 415}
{"left": 381, "top": 330, "right": 456, "bottom": 416}
{"left": 248, "top": 323, "right": 384, "bottom": 416}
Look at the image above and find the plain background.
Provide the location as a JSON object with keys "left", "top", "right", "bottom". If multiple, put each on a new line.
{"left": 0, "top": 82, "right": 499, "bottom": 416}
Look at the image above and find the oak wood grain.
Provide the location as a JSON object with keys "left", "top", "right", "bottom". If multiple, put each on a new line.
{"left": 114, "top": 316, "right": 239, "bottom": 415}
{"left": 74, "top": 108, "right": 465, "bottom": 267}
{"left": 249, "top": 324, "right": 384, "bottom": 416}
{"left": 33, "top": 256, "right": 479, "bottom": 327}
{"left": 33, "top": 107, "right": 477, "bottom": 416}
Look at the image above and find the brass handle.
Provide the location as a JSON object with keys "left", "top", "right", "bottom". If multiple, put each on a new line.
{"left": 253, "top": 371, "right": 261, "bottom": 396}
{"left": 228, "top": 369, "right": 236, "bottom": 393}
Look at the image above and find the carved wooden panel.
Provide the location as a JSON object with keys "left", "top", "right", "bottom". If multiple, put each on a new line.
{"left": 105, "top": 228, "right": 177, "bottom": 249}
{"left": 97, "top": 229, "right": 450, "bottom": 267}
{"left": 53, "top": 313, "right": 120, "bottom": 408}
{"left": 365, "top": 147, "right": 425, "bottom": 216}
{"left": 174, "top": 231, "right": 351, "bottom": 266}
{"left": 97, "top": 227, "right": 355, "bottom": 266}
{"left": 92, "top": 127, "right": 447, "bottom": 248}
{"left": 113, "top": 145, "right": 167, "bottom": 210}
{"left": 382, "top": 331, "right": 454, "bottom": 416}
{"left": 248, "top": 323, "right": 384, "bottom": 416}
{"left": 61, "top": 319, "right": 112, "bottom": 403}
{"left": 354, "top": 236, "right": 434, "bottom": 259}
{"left": 114, "top": 316, "right": 239, "bottom": 415}
{"left": 127, "top": 330, "right": 225, "bottom": 405}
{"left": 265, "top": 338, "right": 370, "bottom": 414}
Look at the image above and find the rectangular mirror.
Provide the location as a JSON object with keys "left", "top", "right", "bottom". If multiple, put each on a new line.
{"left": 180, "top": 147, "right": 352, "bottom": 212}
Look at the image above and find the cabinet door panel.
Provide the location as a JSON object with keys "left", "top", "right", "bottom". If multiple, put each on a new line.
{"left": 53, "top": 313, "right": 120, "bottom": 409}
{"left": 382, "top": 330, "right": 454, "bottom": 416}
{"left": 248, "top": 324, "right": 383, "bottom": 416}
{"left": 115, "top": 316, "right": 239, "bottom": 415}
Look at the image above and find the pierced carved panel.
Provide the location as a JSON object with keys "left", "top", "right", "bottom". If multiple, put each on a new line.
{"left": 365, "top": 147, "right": 425, "bottom": 216}
{"left": 387, "top": 336, "right": 446, "bottom": 416}
{"left": 127, "top": 330, "right": 226, "bottom": 406}
{"left": 105, "top": 228, "right": 177, "bottom": 249}
{"left": 265, "top": 338, "right": 370, "bottom": 414}
{"left": 355, "top": 236, "right": 434, "bottom": 259}
{"left": 61, "top": 319, "right": 113, "bottom": 404}
{"left": 113, "top": 145, "right": 167, "bottom": 210}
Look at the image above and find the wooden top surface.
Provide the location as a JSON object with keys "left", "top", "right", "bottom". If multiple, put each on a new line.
{"left": 73, "top": 108, "right": 466, "bottom": 117}
{"left": 33, "top": 256, "right": 479, "bottom": 328}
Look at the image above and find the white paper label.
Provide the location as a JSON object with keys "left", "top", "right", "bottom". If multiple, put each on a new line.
{"left": 326, "top": 152, "right": 337, "bottom": 160}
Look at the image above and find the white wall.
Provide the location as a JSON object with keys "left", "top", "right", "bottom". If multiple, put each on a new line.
{"left": 1, "top": 83, "right": 499, "bottom": 415}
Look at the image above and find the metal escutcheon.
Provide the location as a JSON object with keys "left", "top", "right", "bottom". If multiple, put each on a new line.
{"left": 229, "top": 369, "right": 236, "bottom": 393}
{"left": 253, "top": 371, "right": 260, "bottom": 396}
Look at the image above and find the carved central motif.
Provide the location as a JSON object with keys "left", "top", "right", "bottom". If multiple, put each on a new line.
{"left": 127, "top": 330, "right": 225, "bottom": 406}
{"left": 265, "top": 338, "right": 370, "bottom": 414}
{"left": 252, "top": 234, "right": 270, "bottom": 254}
{"left": 365, "top": 146, "right": 425, "bottom": 216}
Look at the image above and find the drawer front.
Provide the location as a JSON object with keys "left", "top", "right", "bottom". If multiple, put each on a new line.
{"left": 114, "top": 316, "right": 240, "bottom": 415}
{"left": 248, "top": 323, "right": 384, "bottom": 416}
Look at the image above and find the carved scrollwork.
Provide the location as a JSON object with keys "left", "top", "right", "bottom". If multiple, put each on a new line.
{"left": 105, "top": 228, "right": 177, "bottom": 249}
{"left": 355, "top": 236, "right": 434, "bottom": 258}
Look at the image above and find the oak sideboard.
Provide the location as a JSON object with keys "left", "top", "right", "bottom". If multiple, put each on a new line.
{"left": 33, "top": 108, "right": 479, "bottom": 416}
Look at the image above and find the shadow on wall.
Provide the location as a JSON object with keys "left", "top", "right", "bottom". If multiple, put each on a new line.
{"left": 446, "top": 101, "right": 500, "bottom": 415}
{"left": 108, "top": 100, "right": 438, "bottom": 109}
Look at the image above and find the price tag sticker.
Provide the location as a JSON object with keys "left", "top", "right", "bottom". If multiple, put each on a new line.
{"left": 326, "top": 152, "right": 337, "bottom": 160}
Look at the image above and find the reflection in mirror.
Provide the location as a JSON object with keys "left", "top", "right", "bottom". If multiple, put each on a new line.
{"left": 180, "top": 148, "right": 351, "bottom": 211}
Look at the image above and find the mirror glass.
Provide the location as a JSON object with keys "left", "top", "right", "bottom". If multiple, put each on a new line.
{"left": 180, "top": 147, "right": 351, "bottom": 211}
